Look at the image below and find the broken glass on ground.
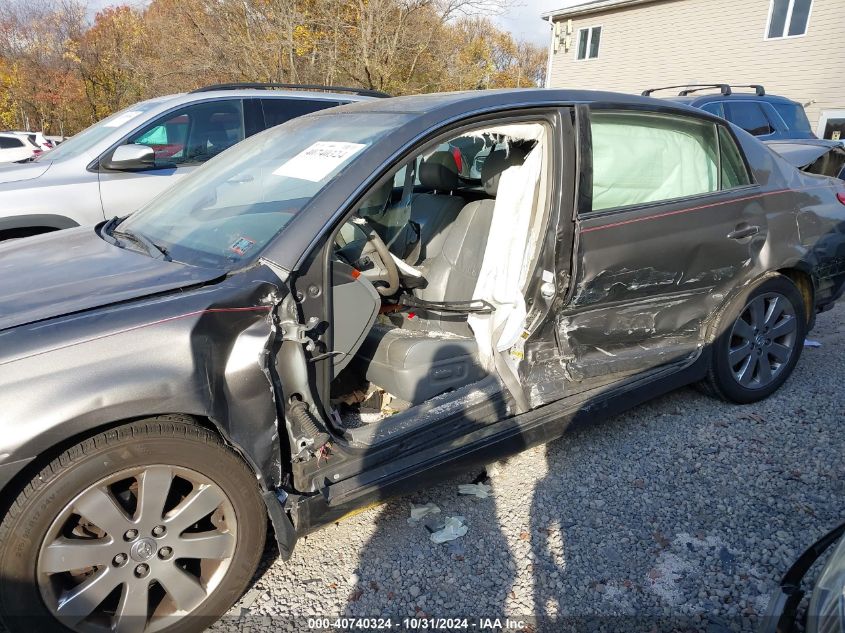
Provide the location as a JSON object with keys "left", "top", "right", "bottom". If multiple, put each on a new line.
{"left": 429, "top": 516, "right": 468, "bottom": 544}
{"left": 458, "top": 482, "right": 493, "bottom": 498}
{"left": 407, "top": 502, "right": 441, "bottom": 525}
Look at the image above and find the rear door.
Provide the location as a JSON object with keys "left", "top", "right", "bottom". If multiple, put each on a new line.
{"left": 98, "top": 98, "right": 245, "bottom": 216}
{"left": 558, "top": 106, "right": 766, "bottom": 391}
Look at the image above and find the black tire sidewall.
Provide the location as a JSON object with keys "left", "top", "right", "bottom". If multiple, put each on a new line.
{"left": 711, "top": 275, "right": 807, "bottom": 404}
{"left": 0, "top": 423, "right": 266, "bottom": 633}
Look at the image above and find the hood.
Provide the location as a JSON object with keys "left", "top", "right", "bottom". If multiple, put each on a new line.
{"left": 0, "top": 160, "right": 51, "bottom": 185}
{"left": 0, "top": 227, "right": 226, "bottom": 331}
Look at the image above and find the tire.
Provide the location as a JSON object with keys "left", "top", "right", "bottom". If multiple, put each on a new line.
{"left": 0, "top": 417, "right": 267, "bottom": 633}
{"left": 700, "top": 274, "right": 807, "bottom": 404}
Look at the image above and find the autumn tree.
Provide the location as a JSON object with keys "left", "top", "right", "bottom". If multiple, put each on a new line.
{"left": 1, "top": 0, "right": 548, "bottom": 135}
{"left": 65, "top": 6, "right": 148, "bottom": 120}
{"left": 0, "top": 0, "right": 87, "bottom": 132}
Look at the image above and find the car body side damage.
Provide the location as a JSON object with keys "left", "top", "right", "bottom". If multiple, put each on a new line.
{"left": 0, "top": 90, "right": 845, "bottom": 633}
{"left": 0, "top": 237, "right": 304, "bottom": 555}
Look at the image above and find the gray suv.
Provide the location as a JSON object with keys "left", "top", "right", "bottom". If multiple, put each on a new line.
{"left": 0, "top": 84, "right": 383, "bottom": 240}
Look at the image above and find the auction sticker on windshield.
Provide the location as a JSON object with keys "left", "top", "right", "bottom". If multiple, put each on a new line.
{"left": 273, "top": 141, "right": 366, "bottom": 182}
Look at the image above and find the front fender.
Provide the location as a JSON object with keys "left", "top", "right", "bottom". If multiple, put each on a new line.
{"left": 0, "top": 273, "right": 287, "bottom": 493}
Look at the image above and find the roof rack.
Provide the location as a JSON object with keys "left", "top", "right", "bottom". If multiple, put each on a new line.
{"left": 189, "top": 82, "right": 390, "bottom": 98}
{"left": 642, "top": 84, "right": 766, "bottom": 97}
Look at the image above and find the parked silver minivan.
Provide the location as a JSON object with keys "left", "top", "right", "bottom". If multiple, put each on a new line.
{"left": 0, "top": 84, "right": 382, "bottom": 240}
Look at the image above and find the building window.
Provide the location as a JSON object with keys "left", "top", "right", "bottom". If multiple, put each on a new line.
{"left": 766, "top": 0, "right": 813, "bottom": 39}
{"left": 576, "top": 26, "right": 601, "bottom": 60}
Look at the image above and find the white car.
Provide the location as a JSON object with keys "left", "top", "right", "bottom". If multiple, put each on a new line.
{"left": 0, "top": 134, "right": 36, "bottom": 163}
{"left": 7, "top": 131, "right": 51, "bottom": 151}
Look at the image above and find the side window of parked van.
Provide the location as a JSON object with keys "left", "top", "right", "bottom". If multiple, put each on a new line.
{"left": 128, "top": 99, "right": 245, "bottom": 166}
{"left": 589, "top": 110, "right": 720, "bottom": 212}
{"left": 700, "top": 102, "right": 723, "bottom": 117}
{"left": 723, "top": 102, "right": 774, "bottom": 137}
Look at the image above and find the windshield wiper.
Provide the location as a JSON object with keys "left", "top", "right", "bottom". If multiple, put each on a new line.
{"left": 100, "top": 216, "right": 121, "bottom": 246}
{"left": 100, "top": 216, "right": 171, "bottom": 261}
{"left": 113, "top": 228, "right": 171, "bottom": 261}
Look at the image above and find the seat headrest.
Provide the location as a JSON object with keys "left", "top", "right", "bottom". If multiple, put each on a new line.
{"left": 419, "top": 150, "right": 459, "bottom": 191}
{"left": 481, "top": 147, "right": 529, "bottom": 196}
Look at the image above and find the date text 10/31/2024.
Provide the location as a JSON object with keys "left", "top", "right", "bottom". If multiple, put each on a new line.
{"left": 307, "top": 618, "right": 528, "bottom": 630}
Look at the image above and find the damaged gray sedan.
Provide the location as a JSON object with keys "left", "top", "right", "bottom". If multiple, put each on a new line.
{"left": 0, "top": 89, "right": 844, "bottom": 632}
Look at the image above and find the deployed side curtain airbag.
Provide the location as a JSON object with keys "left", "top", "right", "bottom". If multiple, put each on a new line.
{"left": 590, "top": 111, "right": 719, "bottom": 212}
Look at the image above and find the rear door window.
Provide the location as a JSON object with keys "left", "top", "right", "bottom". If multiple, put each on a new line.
{"left": 723, "top": 102, "right": 775, "bottom": 136}
{"left": 261, "top": 98, "right": 343, "bottom": 129}
{"left": 718, "top": 127, "right": 752, "bottom": 189}
{"left": 0, "top": 137, "right": 24, "bottom": 149}
{"left": 588, "top": 110, "right": 719, "bottom": 211}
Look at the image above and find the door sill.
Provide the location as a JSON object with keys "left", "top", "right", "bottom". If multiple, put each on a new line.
{"left": 342, "top": 376, "right": 505, "bottom": 447}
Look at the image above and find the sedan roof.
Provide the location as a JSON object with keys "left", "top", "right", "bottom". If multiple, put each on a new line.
{"left": 323, "top": 88, "right": 702, "bottom": 116}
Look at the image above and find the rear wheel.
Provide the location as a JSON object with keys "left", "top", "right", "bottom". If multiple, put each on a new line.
{"left": 702, "top": 274, "right": 807, "bottom": 403}
{"left": 0, "top": 417, "right": 266, "bottom": 633}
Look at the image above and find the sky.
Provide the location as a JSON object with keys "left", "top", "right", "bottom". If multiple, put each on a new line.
{"left": 494, "top": 0, "right": 587, "bottom": 45}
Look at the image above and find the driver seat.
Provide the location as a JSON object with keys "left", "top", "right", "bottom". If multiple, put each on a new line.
{"left": 354, "top": 148, "right": 529, "bottom": 405}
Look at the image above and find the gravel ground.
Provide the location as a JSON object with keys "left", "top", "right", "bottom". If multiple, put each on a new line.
{"left": 214, "top": 302, "right": 845, "bottom": 633}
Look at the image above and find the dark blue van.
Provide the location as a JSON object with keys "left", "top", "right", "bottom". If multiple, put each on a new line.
{"left": 643, "top": 84, "right": 816, "bottom": 141}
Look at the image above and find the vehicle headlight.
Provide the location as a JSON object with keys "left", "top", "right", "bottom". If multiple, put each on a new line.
{"left": 808, "top": 533, "right": 845, "bottom": 633}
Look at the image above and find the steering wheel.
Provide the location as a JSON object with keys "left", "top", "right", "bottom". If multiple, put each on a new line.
{"left": 351, "top": 216, "right": 400, "bottom": 296}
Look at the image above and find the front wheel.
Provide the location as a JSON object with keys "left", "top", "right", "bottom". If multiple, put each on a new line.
{"left": 702, "top": 274, "right": 807, "bottom": 404}
{"left": 0, "top": 417, "right": 266, "bottom": 633}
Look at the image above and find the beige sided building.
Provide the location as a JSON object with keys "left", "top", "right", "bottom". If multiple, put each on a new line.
{"left": 542, "top": 0, "right": 845, "bottom": 138}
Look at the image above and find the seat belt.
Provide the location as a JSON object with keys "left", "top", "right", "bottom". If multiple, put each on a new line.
{"left": 383, "top": 160, "right": 418, "bottom": 254}
{"left": 405, "top": 220, "right": 422, "bottom": 264}
{"left": 398, "top": 296, "right": 495, "bottom": 314}
{"left": 399, "top": 161, "right": 426, "bottom": 264}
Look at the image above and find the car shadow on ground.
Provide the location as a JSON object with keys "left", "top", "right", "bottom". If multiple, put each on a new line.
{"left": 340, "top": 350, "right": 843, "bottom": 632}
{"left": 218, "top": 306, "right": 844, "bottom": 632}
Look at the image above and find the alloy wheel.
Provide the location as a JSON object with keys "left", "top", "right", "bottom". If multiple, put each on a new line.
{"left": 36, "top": 465, "right": 237, "bottom": 633}
{"left": 727, "top": 291, "right": 798, "bottom": 390}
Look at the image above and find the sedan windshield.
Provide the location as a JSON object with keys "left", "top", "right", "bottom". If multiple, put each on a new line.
{"left": 118, "top": 111, "right": 409, "bottom": 269}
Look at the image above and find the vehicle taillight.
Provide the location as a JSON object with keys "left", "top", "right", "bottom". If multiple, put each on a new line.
{"left": 450, "top": 146, "right": 463, "bottom": 174}
{"left": 32, "top": 149, "right": 42, "bottom": 155}
{"left": 837, "top": 192, "right": 845, "bottom": 206}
